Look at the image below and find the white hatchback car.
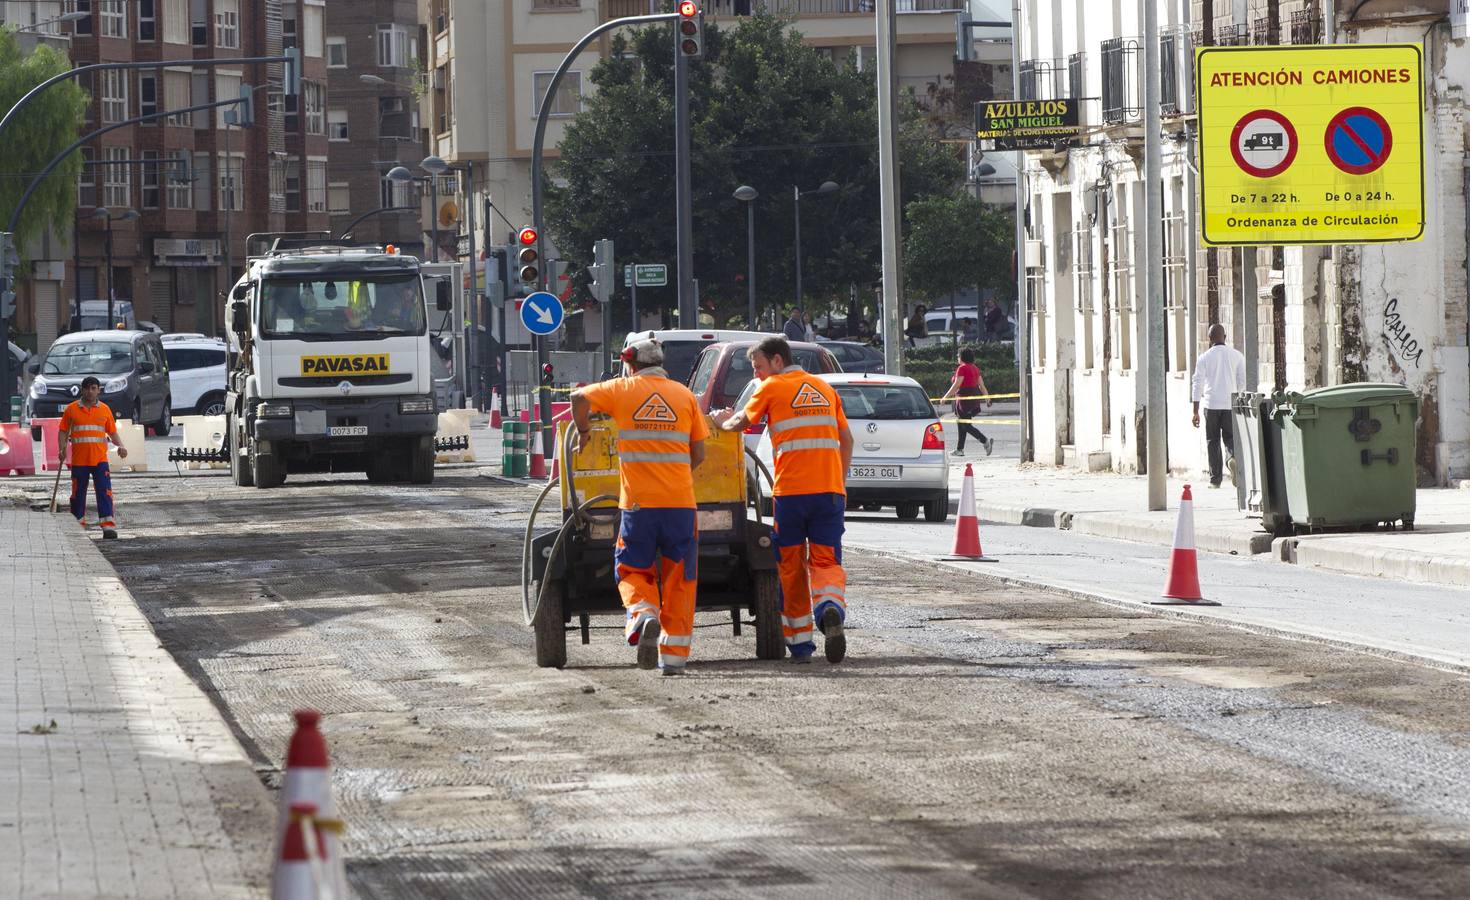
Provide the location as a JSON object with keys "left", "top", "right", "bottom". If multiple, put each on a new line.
{"left": 741, "top": 372, "right": 949, "bottom": 522}
{"left": 162, "top": 334, "right": 228, "bottom": 416}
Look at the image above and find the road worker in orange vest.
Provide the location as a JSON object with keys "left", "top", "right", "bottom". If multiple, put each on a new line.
{"left": 571, "top": 339, "right": 709, "bottom": 674}
{"left": 715, "top": 335, "right": 853, "bottom": 664}
{"left": 58, "top": 375, "right": 130, "bottom": 540}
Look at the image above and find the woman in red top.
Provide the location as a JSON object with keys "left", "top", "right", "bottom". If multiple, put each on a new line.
{"left": 939, "top": 346, "right": 994, "bottom": 457}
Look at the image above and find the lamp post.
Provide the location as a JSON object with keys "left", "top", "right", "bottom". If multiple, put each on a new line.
{"left": 387, "top": 164, "right": 440, "bottom": 262}
{"left": 793, "top": 180, "right": 838, "bottom": 311}
{"left": 92, "top": 208, "right": 138, "bottom": 330}
{"left": 14, "top": 10, "right": 88, "bottom": 32}
{"left": 733, "top": 185, "right": 758, "bottom": 330}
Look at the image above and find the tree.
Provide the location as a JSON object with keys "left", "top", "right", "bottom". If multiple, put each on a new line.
{"left": 0, "top": 30, "right": 88, "bottom": 260}
{"left": 544, "top": 14, "right": 963, "bottom": 329}
{"left": 902, "top": 193, "right": 1013, "bottom": 306}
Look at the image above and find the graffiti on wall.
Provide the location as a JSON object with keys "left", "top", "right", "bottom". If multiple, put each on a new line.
{"left": 1382, "top": 298, "right": 1426, "bottom": 368}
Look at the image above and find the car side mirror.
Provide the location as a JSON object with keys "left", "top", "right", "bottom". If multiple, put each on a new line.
{"left": 231, "top": 282, "right": 250, "bottom": 301}
{"left": 138, "top": 361, "right": 155, "bottom": 375}
{"left": 230, "top": 300, "right": 250, "bottom": 333}
{"left": 436, "top": 280, "right": 452, "bottom": 312}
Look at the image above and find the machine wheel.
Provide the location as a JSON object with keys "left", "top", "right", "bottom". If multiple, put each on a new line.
{"left": 753, "top": 570, "right": 784, "bottom": 660}
{"left": 152, "top": 400, "right": 172, "bottom": 437}
{"left": 923, "top": 498, "right": 948, "bottom": 523}
{"left": 896, "top": 503, "right": 920, "bottom": 520}
{"left": 251, "top": 440, "right": 286, "bottom": 489}
{"left": 408, "top": 436, "right": 435, "bottom": 485}
{"left": 533, "top": 579, "right": 568, "bottom": 669}
{"left": 229, "top": 417, "right": 254, "bottom": 487}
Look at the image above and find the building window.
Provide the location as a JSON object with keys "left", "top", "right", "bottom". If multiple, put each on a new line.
{"left": 191, "top": 70, "right": 210, "bottom": 128}
{"left": 79, "top": 72, "right": 94, "bottom": 127}
{"left": 141, "top": 151, "right": 161, "bottom": 209}
{"left": 192, "top": 152, "right": 210, "bottom": 211}
{"left": 139, "top": 74, "right": 158, "bottom": 121}
{"left": 284, "top": 93, "right": 299, "bottom": 133}
{"left": 326, "top": 36, "right": 347, "bottom": 68}
{"left": 268, "top": 158, "right": 285, "bottom": 213}
{"left": 377, "top": 24, "right": 410, "bottom": 67}
{"left": 190, "top": 0, "right": 206, "bottom": 46}
{"left": 532, "top": 71, "right": 582, "bottom": 117}
{"left": 306, "top": 158, "right": 328, "bottom": 213}
{"left": 137, "top": 0, "right": 155, "bottom": 40}
{"left": 327, "top": 109, "right": 348, "bottom": 141}
{"left": 284, "top": 157, "right": 301, "bottom": 212}
{"left": 328, "top": 182, "right": 351, "bottom": 216}
{"left": 214, "top": 0, "right": 239, "bottom": 49}
{"left": 165, "top": 69, "right": 191, "bottom": 126}
{"left": 101, "top": 69, "right": 128, "bottom": 123}
{"left": 67, "top": 0, "right": 92, "bottom": 36}
{"left": 304, "top": 82, "right": 324, "bottom": 135}
{"left": 217, "top": 153, "right": 244, "bottom": 212}
{"left": 167, "top": 150, "right": 191, "bottom": 209}
{"left": 215, "top": 72, "right": 242, "bottom": 129}
{"left": 380, "top": 175, "right": 408, "bottom": 209}
{"left": 78, "top": 148, "right": 97, "bottom": 208}
{"left": 99, "top": 0, "right": 124, "bottom": 37}
{"left": 282, "top": 10, "right": 297, "bottom": 49}
{"left": 163, "top": 0, "right": 187, "bottom": 44}
{"left": 104, "top": 147, "right": 131, "bottom": 208}
{"left": 303, "top": 4, "right": 324, "bottom": 58}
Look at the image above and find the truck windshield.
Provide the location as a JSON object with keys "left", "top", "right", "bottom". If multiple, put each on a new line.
{"left": 261, "top": 273, "right": 426, "bottom": 339}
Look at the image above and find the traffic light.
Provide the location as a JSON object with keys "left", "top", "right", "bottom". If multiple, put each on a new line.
{"left": 516, "top": 227, "right": 540, "bottom": 288}
{"left": 589, "top": 238, "right": 614, "bottom": 304}
{"left": 540, "top": 362, "right": 554, "bottom": 385}
{"left": 677, "top": 2, "right": 703, "bottom": 60}
{"left": 284, "top": 47, "right": 302, "bottom": 96}
{"left": 0, "top": 233, "right": 17, "bottom": 320}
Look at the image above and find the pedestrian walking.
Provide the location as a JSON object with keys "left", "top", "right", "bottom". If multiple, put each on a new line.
{"left": 57, "top": 375, "right": 129, "bottom": 539}
{"left": 1191, "top": 323, "right": 1248, "bottom": 488}
{"left": 783, "top": 309, "right": 807, "bottom": 343}
{"left": 715, "top": 336, "right": 853, "bottom": 664}
{"left": 939, "top": 347, "right": 994, "bottom": 457}
{"left": 570, "top": 339, "right": 708, "bottom": 675}
{"left": 905, "top": 305, "right": 928, "bottom": 348}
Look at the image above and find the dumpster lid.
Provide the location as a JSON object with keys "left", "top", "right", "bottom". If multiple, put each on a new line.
{"left": 1289, "top": 383, "right": 1417, "bottom": 409}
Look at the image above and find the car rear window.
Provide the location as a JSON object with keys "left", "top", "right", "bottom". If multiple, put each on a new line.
{"left": 834, "top": 384, "right": 934, "bottom": 420}
{"left": 659, "top": 341, "right": 708, "bottom": 384}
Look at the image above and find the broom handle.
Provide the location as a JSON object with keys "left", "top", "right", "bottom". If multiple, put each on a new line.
{"left": 49, "top": 455, "right": 64, "bottom": 514}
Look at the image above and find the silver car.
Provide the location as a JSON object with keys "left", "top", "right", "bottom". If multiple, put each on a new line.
{"left": 743, "top": 373, "right": 949, "bottom": 522}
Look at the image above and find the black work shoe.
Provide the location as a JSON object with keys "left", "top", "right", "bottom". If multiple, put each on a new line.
{"left": 820, "top": 608, "right": 846, "bottom": 664}
{"left": 789, "top": 653, "right": 813, "bottom": 665}
{"left": 102, "top": 528, "right": 118, "bottom": 540}
{"left": 660, "top": 667, "right": 685, "bottom": 677}
{"left": 636, "top": 618, "right": 660, "bottom": 670}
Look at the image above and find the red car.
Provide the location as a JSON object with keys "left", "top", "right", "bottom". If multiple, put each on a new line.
{"left": 686, "top": 339, "right": 842, "bottom": 414}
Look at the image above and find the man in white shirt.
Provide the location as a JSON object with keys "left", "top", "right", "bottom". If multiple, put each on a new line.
{"left": 1191, "top": 324, "right": 1248, "bottom": 488}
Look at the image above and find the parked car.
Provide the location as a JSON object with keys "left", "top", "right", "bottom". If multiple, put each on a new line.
{"left": 744, "top": 373, "right": 948, "bottom": 522}
{"left": 161, "top": 333, "right": 228, "bottom": 416}
{"left": 25, "top": 330, "right": 173, "bottom": 438}
{"left": 687, "top": 339, "right": 842, "bottom": 415}
{"left": 621, "top": 328, "right": 770, "bottom": 385}
{"left": 821, "top": 340, "right": 884, "bottom": 374}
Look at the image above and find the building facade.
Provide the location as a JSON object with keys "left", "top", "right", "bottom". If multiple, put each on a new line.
{"left": 1014, "top": 0, "right": 1468, "bottom": 486}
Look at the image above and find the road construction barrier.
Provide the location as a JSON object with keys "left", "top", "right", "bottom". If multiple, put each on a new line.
{"left": 435, "top": 409, "right": 476, "bottom": 463}
{"left": 528, "top": 418, "right": 547, "bottom": 479}
{"left": 502, "top": 420, "right": 528, "bottom": 477}
{"left": 107, "top": 419, "right": 148, "bottom": 472}
{"left": 32, "top": 418, "right": 69, "bottom": 472}
{"left": 943, "top": 463, "right": 996, "bottom": 562}
{"left": 176, "top": 415, "right": 228, "bottom": 469}
{"left": 1153, "top": 484, "right": 1220, "bottom": 607}
{"left": 273, "top": 711, "right": 348, "bottom": 900}
{"left": 0, "top": 422, "right": 36, "bottom": 476}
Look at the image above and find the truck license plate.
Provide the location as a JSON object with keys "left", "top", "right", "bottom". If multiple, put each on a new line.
{"left": 328, "top": 426, "right": 368, "bottom": 437}
{"left": 849, "top": 465, "right": 900, "bottom": 479}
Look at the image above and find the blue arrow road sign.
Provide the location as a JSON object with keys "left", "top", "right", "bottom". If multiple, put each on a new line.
{"left": 519, "top": 291, "right": 564, "bottom": 336}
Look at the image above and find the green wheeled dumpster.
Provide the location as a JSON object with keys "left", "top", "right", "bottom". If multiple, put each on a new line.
{"left": 1232, "top": 391, "right": 1292, "bottom": 534}
{"left": 1273, "top": 383, "right": 1418, "bottom": 532}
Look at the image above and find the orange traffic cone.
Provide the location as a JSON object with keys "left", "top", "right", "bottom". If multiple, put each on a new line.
{"left": 1152, "top": 485, "right": 1221, "bottom": 606}
{"left": 942, "top": 464, "right": 997, "bottom": 562}
{"left": 528, "top": 421, "right": 548, "bottom": 479}
{"left": 272, "top": 802, "right": 327, "bottom": 900}
{"left": 275, "top": 710, "right": 348, "bottom": 899}
{"left": 489, "top": 406, "right": 502, "bottom": 429}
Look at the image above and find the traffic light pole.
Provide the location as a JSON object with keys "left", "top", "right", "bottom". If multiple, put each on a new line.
{"left": 674, "top": 50, "right": 695, "bottom": 327}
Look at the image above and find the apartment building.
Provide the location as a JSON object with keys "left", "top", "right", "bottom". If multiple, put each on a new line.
{"left": 324, "top": 0, "right": 430, "bottom": 254}
{"left": 37, "top": 0, "right": 330, "bottom": 351}
{"left": 1014, "top": 0, "right": 1467, "bottom": 485}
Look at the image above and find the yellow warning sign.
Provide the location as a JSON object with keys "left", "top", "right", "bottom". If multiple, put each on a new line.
{"left": 1196, "top": 44, "right": 1424, "bottom": 246}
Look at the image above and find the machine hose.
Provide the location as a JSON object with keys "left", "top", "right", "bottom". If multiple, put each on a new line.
{"left": 519, "top": 422, "right": 614, "bottom": 627}
{"left": 743, "top": 445, "right": 775, "bottom": 524}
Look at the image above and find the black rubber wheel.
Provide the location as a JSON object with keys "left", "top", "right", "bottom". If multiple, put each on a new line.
{"left": 198, "top": 393, "right": 227, "bottom": 418}
{"left": 251, "top": 440, "right": 286, "bottom": 489}
{"left": 533, "top": 579, "right": 568, "bottom": 669}
{"left": 229, "top": 417, "right": 253, "bottom": 487}
{"left": 896, "top": 503, "right": 920, "bottom": 520}
{"left": 923, "top": 498, "right": 948, "bottom": 523}
{"left": 152, "top": 400, "right": 172, "bottom": 437}
{"left": 366, "top": 451, "right": 393, "bottom": 483}
{"left": 754, "top": 570, "right": 784, "bottom": 660}
{"left": 409, "top": 436, "right": 435, "bottom": 485}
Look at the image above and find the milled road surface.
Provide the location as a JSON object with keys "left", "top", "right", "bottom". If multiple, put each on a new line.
{"left": 98, "top": 472, "right": 1470, "bottom": 898}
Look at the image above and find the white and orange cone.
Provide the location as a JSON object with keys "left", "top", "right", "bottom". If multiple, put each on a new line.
{"left": 942, "top": 464, "right": 997, "bottom": 562}
{"left": 1152, "top": 484, "right": 1221, "bottom": 606}
{"left": 275, "top": 710, "right": 348, "bottom": 899}
{"left": 272, "top": 802, "right": 327, "bottom": 900}
{"left": 528, "top": 420, "right": 548, "bottom": 479}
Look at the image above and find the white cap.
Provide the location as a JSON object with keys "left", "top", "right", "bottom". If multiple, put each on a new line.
{"left": 623, "top": 339, "right": 664, "bottom": 366}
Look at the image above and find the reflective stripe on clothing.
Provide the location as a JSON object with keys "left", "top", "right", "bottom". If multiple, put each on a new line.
{"left": 620, "top": 451, "right": 691, "bottom": 465}
{"left": 70, "top": 424, "right": 106, "bottom": 434}
{"left": 781, "top": 614, "right": 813, "bottom": 629}
{"left": 71, "top": 436, "right": 107, "bottom": 444}
{"left": 770, "top": 415, "right": 838, "bottom": 433}
{"left": 659, "top": 633, "right": 693, "bottom": 648}
{"left": 777, "top": 438, "right": 841, "bottom": 453}
{"left": 659, "top": 653, "right": 688, "bottom": 669}
{"left": 784, "top": 630, "right": 814, "bottom": 646}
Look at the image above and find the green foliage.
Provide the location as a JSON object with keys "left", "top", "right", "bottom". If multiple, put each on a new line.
{"left": 0, "top": 31, "right": 87, "bottom": 263}
{"left": 545, "top": 14, "right": 964, "bottom": 326}
{"left": 902, "top": 192, "right": 1014, "bottom": 303}
{"left": 904, "top": 342, "right": 1017, "bottom": 399}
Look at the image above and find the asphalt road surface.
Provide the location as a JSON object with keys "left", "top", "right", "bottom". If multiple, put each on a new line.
{"left": 97, "top": 471, "right": 1470, "bottom": 899}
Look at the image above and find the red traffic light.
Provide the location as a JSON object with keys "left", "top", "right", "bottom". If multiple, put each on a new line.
{"left": 678, "top": 0, "right": 698, "bottom": 16}
{"left": 518, "top": 226, "right": 538, "bottom": 245}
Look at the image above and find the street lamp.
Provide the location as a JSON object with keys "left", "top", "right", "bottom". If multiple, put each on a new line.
{"left": 387, "top": 164, "right": 439, "bottom": 262}
{"left": 793, "top": 180, "right": 838, "bottom": 311}
{"left": 92, "top": 207, "right": 138, "bottom": 330}
{"left": 14, "top": 10, "right": 88, "bottom": 32}
{"left": 733, "top": 185, "right": 758, "bottom": 330}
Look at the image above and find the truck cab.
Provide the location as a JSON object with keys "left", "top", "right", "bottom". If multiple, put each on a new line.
{"left": 225, "top": 241, "right": 448, "bottom": 487}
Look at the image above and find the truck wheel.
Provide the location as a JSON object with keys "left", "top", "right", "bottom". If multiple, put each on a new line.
{"left": 229, "top": 418, "right": 253, "bottom": 487}
{"left": 366, "top": 450, "right": 393, "bottom": 483}
{"left": 923, "top": 497, "right": 949, "bottom": 523}
{"left": 754, "top": 570, "right": 784, "bottom": 660}
{"left": 408, "top": 436, "right": 434, "bottom": 485}
{"left": 533, "top": 579, "right": 568, "bottom": 669}
{"left": 251, "top": 440, "right": 286, "bottom": 489}
{"left": 896, "top": 503, "right": 920, "bottom": 520}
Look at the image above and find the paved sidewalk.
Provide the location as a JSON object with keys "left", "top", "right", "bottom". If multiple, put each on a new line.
{"left": 947, "top": 457, "right": 1470, "bottom": 587}
{"left": 0, "top": 504, "right": 275, "bottom": 899}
